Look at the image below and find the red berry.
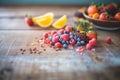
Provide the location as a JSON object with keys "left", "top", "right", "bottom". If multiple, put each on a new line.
{"left": 43, "top": 32, "right": 48, "bottom": 39}
{"left": 65, "top": 25, "right": 72, "bottom": 32}
{"left": 58, "top": 29, "right": 64, "bottom": 34}
{"left": 61, "top": 34, "right": 70, "bottom": 41}
{"left": 52, "top": 37, "right": 59, "bottom": 43}
{"left": 44, "top": 38, "right": 50, "bottom": 44}
{"left": 70, "top": 39, "right": 76, "bottom": 45}
{"left": 86, "top": 43, "right": 92, "bottom": 50}
{"left": 25, "top": 18, "right": 33, "bottom": 26}
{"left": 55, "top": 42, "right": 62, "bottom": 48}
{"left": 51, "top": 30, "right": 57, "bottom": 35}
{"left": 53, "top": 33, "right": 58, "bottom": 37}
{"left": 105, "top": 37, "right": 112, "bottom": 44}
{"left": 89, "top": 38, "right": 97, "bottom": 47}
{"left": 99, "top": 13, "right": 108, "bottom": 20}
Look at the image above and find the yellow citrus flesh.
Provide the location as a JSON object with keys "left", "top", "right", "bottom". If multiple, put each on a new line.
{"left": 32, "top": 12, "right": 54, "bottom": 28}
{"left": 92, "top": 13, "right": 99, "bottom": 19}
{"left": 52, "top": 15, "right": 67, "bottom": 29}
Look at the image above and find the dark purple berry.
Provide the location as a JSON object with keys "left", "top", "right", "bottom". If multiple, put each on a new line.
{"left": 50, "top": 41, "right": 54, "bottom": 45}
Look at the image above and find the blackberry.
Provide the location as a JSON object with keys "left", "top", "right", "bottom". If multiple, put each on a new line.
{"left": 100, "top": 4, "right": 117, "bottom": 16}
{"left": 108, "top": 16, "right": 115, "bottom": 21}
{"left": 74, "top": 31, "right": 89, "bottom": 44}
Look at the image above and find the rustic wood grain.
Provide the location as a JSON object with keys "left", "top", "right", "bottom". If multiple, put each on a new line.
{"left": 0, "top": 5, "right": 120, "bottom": 80}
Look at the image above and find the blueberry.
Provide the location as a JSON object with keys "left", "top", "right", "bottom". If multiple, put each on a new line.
{"left": 50, "top": 41, "right": 54, "bottom": 45}
{"left": 70, "top": 35, "right": 74, "bottom": 39}
{"left": 62, "top": 40, "right": 66, "bottom": 44}
{"left": 69, "top": 32, "right": 73, "bottom": 35}
{"left": 65, "top": 41, "right": 70, "bottom": 45}
{"left": 77, "top": 41, "right": 81, "bottom": 46}
{"left": 49, "top": 36, "right": 52, "bottom": 41}
{"left": 81, "top": 41, "right": 85, "bottom": 45}
{"left": 77, "top": 38, "right": 81, "bottom": 41}
{"left": 59, "top": 38, "right": 62, "bottom": 42}
{"left": 63, "top": 44, "right": 68, "bottom": 49}
{"left": 64, "top": 30, "right": 68, "bottom": 34}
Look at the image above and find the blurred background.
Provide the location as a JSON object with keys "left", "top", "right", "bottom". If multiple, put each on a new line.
{"left": 0, "top": 0, "right": 119, "bottom": 5}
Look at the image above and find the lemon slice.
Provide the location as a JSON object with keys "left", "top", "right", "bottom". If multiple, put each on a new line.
{"left": 32, "top": 12, "right": 54, "bottom": 28}
{"left": 52, "top": 15, "right": 67, "bottom": 29}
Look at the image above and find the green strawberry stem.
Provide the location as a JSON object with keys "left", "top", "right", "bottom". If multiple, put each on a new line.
{"left": 74, "top": 20, "right": 93, "bottom": 34}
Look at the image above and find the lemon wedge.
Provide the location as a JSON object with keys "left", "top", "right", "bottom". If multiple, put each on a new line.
{"left": 52, "top": 15, "right": 67, "bottom": 29}
{"left": 32, "top": 12, "right": 54, "bottom": 28}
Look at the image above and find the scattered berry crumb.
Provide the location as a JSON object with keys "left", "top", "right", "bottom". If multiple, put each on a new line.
{"left": 76, "top": 47, "right": 85, "bottom": 55}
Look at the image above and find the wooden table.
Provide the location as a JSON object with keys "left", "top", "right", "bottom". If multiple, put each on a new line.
{"left": 0, "top": 5, "right": 120, "bottom": 80}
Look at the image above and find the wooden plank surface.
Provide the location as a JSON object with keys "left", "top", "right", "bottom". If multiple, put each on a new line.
{"left": 0, "top": 5, "right": 120, "bottom": 80}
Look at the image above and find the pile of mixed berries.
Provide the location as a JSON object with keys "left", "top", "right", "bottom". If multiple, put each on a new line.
{"left": 41, "top": 25, "right": 97, "bottom": 54}
{"left": 87, "top": 3, "right": 120, "bottom": 21}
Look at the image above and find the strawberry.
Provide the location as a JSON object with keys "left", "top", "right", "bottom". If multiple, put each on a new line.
{"left": 61, "top": 34, "right": 70, "bottom": 41}
{"left": 105, "top": 37, "right": 112, "bottom": 44}
{"left": 99, "top": 13, "right": 108, "bottom": 20}
{"left": 25, "top": 17, "right": 33, "bottom": 26}
{"left": 86, "top": 31, "right": 97, "bottom": 40}
{"left": 55, "top": 42, "right": 62, "bottom": 48}
{"left": 65, "top": 25, "right": 72, "bottom": 32}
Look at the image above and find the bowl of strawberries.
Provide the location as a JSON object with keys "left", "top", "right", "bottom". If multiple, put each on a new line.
{"left": 83, "top": 3, "right": 120, "bottom": 30}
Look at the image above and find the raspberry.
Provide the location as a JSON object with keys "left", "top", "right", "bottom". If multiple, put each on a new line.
{"left": 52, "top": 37, "right": 59, "bottom": 43}
{"left": 53, "top": 33, "right": 58, "bottom": 37}
{"left": 51, "top": 30, "right": 57, "bottom": 35}
{"left": 65, "top": 25, "right": 72, "bottom": 32}
{"left": 43, "top": 32, "right": 48, "bottom": 39}
{"left": 55, "top": 42, "right": 62, "bottom": 48}
{"left": 89, "top": 38, "right": 97, "bottom": 47}
{"left": 70, "top": 39, "right": 76, "bottom": 45}
{"left": 86, "top": 43, "right": 92, "bottom": 50}
{"left": 61, "top": 34, "right": 70, "bottom": 41}
{"left": 44, "top": 38, "right": 50, "bottom": 44}
{"left": 58, "top": 29, "right": 64, "bottom": 34}
{"left": 105, "top": 37, "right": 112, "bottom": 44}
